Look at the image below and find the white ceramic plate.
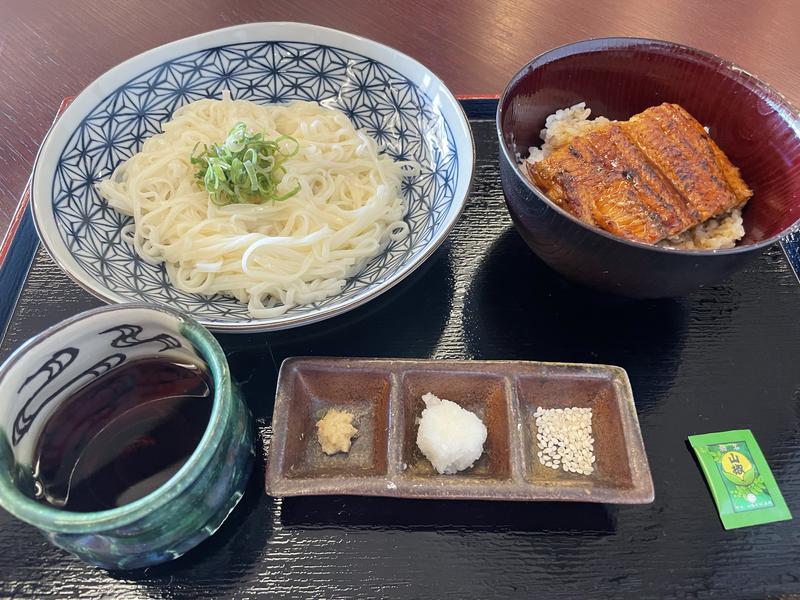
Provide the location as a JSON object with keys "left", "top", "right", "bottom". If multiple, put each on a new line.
{"left": 31, "top": 23, "right": 474, "bottom": 332}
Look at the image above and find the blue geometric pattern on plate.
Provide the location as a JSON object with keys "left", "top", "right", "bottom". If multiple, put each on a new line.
{"left": 51, "top": 42, "right": 458, "bottom": 323}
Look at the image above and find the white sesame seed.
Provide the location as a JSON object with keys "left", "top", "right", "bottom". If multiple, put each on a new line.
{"left": 533, "top": 405, "right": 595, "bottom": 475}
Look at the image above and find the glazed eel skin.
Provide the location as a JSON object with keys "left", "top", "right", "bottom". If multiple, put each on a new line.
{"left": 526, "top": 103, "right": 752, "bottom": 244}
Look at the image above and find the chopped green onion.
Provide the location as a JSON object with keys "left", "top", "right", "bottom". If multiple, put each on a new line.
{"left": 191, "top": 122, "right": 301, "bottom": 206}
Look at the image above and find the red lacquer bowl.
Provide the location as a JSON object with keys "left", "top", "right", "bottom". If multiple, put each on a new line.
{"left": 497, "top": 38, "right": 800, "bottom": 298}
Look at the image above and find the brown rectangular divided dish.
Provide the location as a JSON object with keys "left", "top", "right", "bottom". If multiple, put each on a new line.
{"left": 265, "top": 358, "right": 654, "bottom": 503}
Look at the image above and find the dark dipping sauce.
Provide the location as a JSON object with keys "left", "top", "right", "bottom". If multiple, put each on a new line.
{"left": 32, "top": 357, "right": 213, "bottom": 512}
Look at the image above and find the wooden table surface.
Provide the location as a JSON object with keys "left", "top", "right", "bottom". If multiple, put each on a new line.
{"left": 1, "top": 0, "right": 799, "bottom": 240}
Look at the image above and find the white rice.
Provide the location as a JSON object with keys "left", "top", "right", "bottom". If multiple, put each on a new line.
{"left": 523, "top": 103, "right": 745, "bottom": 250}
{"left": 525, "top": 102, "right": 610, "bottom": 163}
{"left": 656, "top": 208, "right": 744, "bottom": 250}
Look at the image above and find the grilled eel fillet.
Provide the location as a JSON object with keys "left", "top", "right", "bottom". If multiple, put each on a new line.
{"left": 526, "top": 103, "right": 753, "bottom": 244}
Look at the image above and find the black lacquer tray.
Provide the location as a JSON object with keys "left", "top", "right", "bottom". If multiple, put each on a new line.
{"left": 0, "top": 100, "right": 799, "bottom": 599}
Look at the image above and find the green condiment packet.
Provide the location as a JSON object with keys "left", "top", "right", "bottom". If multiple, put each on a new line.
{"left": 688, "top": 430, "right": 792, "bottom": 530}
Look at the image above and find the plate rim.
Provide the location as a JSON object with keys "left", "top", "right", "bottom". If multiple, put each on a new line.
{"left": 30, "top": 22, "right": 475, "bottom": 333}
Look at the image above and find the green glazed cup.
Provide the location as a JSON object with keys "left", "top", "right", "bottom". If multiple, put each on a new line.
{"left": 0, "top": 304, "right": 253, "bottom": 569}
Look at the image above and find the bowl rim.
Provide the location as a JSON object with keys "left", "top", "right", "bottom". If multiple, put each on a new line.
{"left": 30, "top": 22, "right": 475, "bottom": 333}
{"left": 0, "top": 303, "right": 236, "bottom": 533}
{"left": 496, "top": 36, "right": 800, "bottom": 256}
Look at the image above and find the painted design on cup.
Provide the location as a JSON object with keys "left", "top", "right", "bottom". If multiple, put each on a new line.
{"left": 101, "top": 324, "right": 181, "bottom": 352}
{"left": 0, "top": 304, "right": 253, "bottom": 569}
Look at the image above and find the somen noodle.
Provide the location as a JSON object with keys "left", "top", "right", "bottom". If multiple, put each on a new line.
{"left": 96, "top": 93, "right": 411, "bottom": 317}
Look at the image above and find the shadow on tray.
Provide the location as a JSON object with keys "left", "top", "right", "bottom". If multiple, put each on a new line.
{"left": 107, "top": 427, "right": 274, "bottom": 583}
{"left": 278, "top": 494, "right": 615, "bottom": 534}
{"left": 463, "top": 227, "right": 689, "bottom": 415}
